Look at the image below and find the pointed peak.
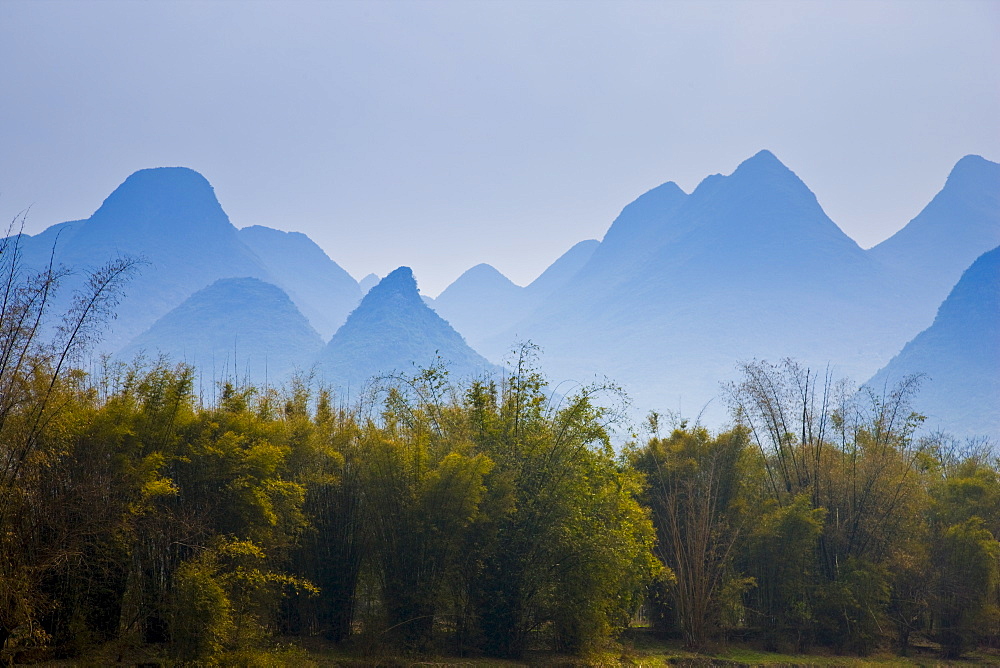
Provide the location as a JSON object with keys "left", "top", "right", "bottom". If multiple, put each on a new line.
{"left": 611, "top": 180, "right": 688, "bottom": 225}
{"left": 705, "top": 149, "right": 816, "bottom": 202}
{"left": 465, "top": 262, "right": 500, "bottom": 274}
{"left": 371, "top": 266, "right": 418, "bottom": 296}
{"left": 750, "top": 148, "right": 779, "bottom": 161}
{"left": 648, "top": 180, "right": 687, "bottom": 197}
{"left": 732, "top": 149, "right": 793, "bottom": 176}
{"left": 459, "top": 263, "right": 515, "bottom": 283}
{"left": 632, "top": 181, "right": 687, "bottom": 206}
{"left": 358, "top": 273, "right": 381, "bottom": 295}
{"left": 437, "top": 263, "right": 519, "bottom": 303}
{"left": 946, "top": 154, "right": 1000, "bottom": 188}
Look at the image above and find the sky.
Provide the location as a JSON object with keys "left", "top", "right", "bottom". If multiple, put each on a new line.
{"left": 1, "top": 0, "right": 997, "bottom": 296}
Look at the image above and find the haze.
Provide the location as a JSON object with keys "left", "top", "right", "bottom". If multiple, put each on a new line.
{"left": 1, "top": 0, "right": 997, "bottom": 295}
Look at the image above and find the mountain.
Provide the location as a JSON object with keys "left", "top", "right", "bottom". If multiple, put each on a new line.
{"left": 359, "top": 273, "right": 381, "bottom": 295}
{"left": 315, "top": 267, "right": 497, "bottom": 398}
{"left": 12, "top": 167, "right": 273, "bottom": 351}
{"left": 121, "top": 277, "right": 324, "bottom": 385}
{"left": 572, "top": 181, "right": 688, "bottom": 297}
{"left": 238, "top": 225, "right": 361, "bottom": 338}
{"left": 522, "top": 239, "right": 599, "bottom": 301}
{"left": 431, "top": 264, "right": 524, "bottom": 347}
{"left": 866, "top": 247, "right": 1000, "bottom": 439}
{"left": 432, "top": 240, "right": 599, "bottom": 351}
{"left": 484, "top": 150, "right": 896, "bottom": 420}
{"left": 869, "top": 154, "right": 1000, "bottom": 332}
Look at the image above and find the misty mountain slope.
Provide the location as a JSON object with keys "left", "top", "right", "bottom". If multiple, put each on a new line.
{"left": 632, "top": 150, "right": 872, "bottom": 292}
{"left": 545, "top": 181, "right": 689, "bottom": 310}
{"left": 432, "top": 263, "right": 525, "bottom": 348}
{"left": 238, "top": 225, "right": 361, "bottom": 338}
{"left": 523, "top": 238, "right": 599, "bottom": 301}
{"left": 11, "top": 167, "right": 274, "bottom": 351}
{"left": 866, "top": 246, "right": 1000, "bottom": 439}
{"left": 315, "top": 267, "right": 498, "bottom": 397}
{"left": 121, "top": 277, "right": 324, "bottom": 384}
{"left": 485, "top": 150, "right": 895, "bottom": 420}
{"left": 869, "top": 154, "right": 1000, "bottom": 330}
{"left": 359, "top": 273, "right": 381, "bottom": 295}
{"left": 12, "top": 219, "right": 87, "bottom": 268}
{"left": 431, "top": 240, "right": 600, "bottom": 352}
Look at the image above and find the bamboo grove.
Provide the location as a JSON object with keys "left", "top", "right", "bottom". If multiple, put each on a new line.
{"left": 1, "top": 241, "right": 998, "bottom": 663}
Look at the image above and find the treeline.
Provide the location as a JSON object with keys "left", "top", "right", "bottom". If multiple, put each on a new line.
{"left": 639, "top": 360, "right": 999, "bottom": 657}
{"left": 1, "top": 243, "right": 998, "bottom": 663}
{"left": 1, "top": 350, "right": 657, "bottom": 662}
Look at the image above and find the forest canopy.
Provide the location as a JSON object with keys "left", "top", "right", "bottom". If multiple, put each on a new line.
{"left": 1, "top": 234, "right": 998, "bottom": 664}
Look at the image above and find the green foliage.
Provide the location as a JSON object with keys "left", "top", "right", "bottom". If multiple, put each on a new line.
{"left": 2, "top": 273, "right": 997, "bottom": 668}
{"left": 455, "top": 354, "right": 658, "bottom": 658}
{"left": 932, "top": 517, "right": 1000, "bottom": 657}
{"left": 634, "top": 426, "right": 750, "bottom": 649}
{"left": 742, "top": 494, "right": 825, "bottom": 650}
{"left": 171, "top": 550, "right": 235, "bottom": 664}
{"left": 359, "top": 383, "right": 494, "bottom": 650}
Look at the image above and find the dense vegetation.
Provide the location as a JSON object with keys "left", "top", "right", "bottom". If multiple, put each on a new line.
{"left": 1, "top": 238, "right": 998, "bottom": 665}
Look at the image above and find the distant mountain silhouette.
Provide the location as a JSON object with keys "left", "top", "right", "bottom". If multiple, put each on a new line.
{"left": 432, "top": 264, "right": 523, "bottom": 347}
{"left": 317, "top": 267, "right": 495, "bottom": 396}
{"left": 523, "top": 239, "right": 599, "bottom": 301}
{"left": 121, "top": 277, "right": 324, "bottom": 385}
{"left": 359, "top": 273, "right": 381, "bottom": 295}
{"left": 8, "top": 155, "right": 996, "bottom": 433}
{"left": 238, "top": 225, "right": 360, "bottom": 338}
{"left": 867, "top": 247, "right": 1000, "bottom": 439}
{"left": 12, "top": 167, "right": 273, "bottom": 351}
{"left": 483, "top": 151, "right": 909, "bottom": 420}
{"left": 869, "top": 155, "right": 1000, "bottom": 332}
{"left": 316, "top": 267, "right": 497, "bottom": 398}
{"left": 433, "top": 239, "right": 599, "bottom": 350}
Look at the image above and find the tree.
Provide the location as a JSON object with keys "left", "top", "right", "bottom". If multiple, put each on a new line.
{"left": 0, "top": 228, "right": 138, "bottom": 655}
{"left": 634, "top": 425, "right": 750, "bottom": 649}
{"left": 728, "top": 359, "right": 928, "bottom": 653}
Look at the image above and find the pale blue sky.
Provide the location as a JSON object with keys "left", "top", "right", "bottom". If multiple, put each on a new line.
{"left": 1, "top": 0, "right": 997, "bottom": 295}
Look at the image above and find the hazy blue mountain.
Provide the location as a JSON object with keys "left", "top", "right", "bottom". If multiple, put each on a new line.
{"left": 432, "top": 240, "right": 599, "bottom": 350}
{"left": 432, "top": 263, "right": 524, "bottom": 347}
{"left": 869, "top": 154, "right": 1000, "bottom": 332}
{"left": 573, "top": 181, "right": 688, "bottom": 297}
{"left": 121, "top": 277, "right": 324, "bottom": 385}
{"left": 359, "top": 273, "right": 381, "bottom": 295}
{"left": 315, "top": 267, "right": 497, "bottom": 398}
{"left": 11, "top": 167, "right": 273, "bottom": 351}
{"left": 866, "top": 246, "right": 1000, "bottom": 439}
{"left": 523, "top": 239, "right": 599, "bottom": 301}
{"left": 485, "top": 150, "right": 897, "bottom": 421}
{"left": 238, "top": 225, "right": 361, "bottom": 338}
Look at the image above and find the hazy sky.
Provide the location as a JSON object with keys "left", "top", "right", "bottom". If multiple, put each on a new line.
{"left": 1, "top": 0, "right": 997, "bottom": 295}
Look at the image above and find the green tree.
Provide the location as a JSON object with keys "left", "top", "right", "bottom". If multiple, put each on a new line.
{"left": 359, "top": 373, "right": 493, "bottom": 650}
{"left": 634, "top": 425, "right": 751, "bottom": 649}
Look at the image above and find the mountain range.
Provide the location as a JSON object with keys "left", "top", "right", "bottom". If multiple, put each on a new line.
{"left": 430, "top": 238, "right": 598, "bottom": 350}
{"left": 7, "top": 152, "right": 997, "bottom": 439}
{"left": 120, "top": 277, "right": 325, "bottom": 385}
{"left": 12, "top": 167, "right": 361, "bottom": 350}
{"left": 471, "top": 151, "right": 998, "bottom": 431}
